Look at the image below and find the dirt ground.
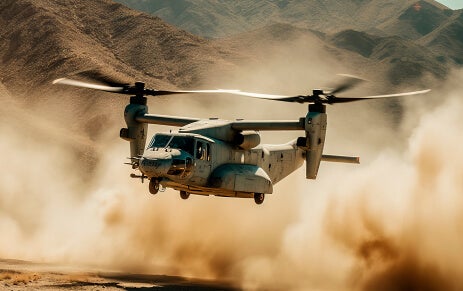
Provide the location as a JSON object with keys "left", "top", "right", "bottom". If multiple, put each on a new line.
{"left": 0, "top": 259, "right": 239, "bottom": 291}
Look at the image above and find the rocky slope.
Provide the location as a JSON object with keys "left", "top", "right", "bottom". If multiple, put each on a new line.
{"left": 115, "top": 0, "right": 450, "bottom": 38}
{"left": 0, "top": 0, "right": 246, "bottom": 173}
{"left": 0, "top": 0, "right": 243, "bottom": 94}
{"left": 113, "top": 0, "right": 459, "bottom": 84}
{"left": 329, "top": 29, "right": 449, "bottom": 84}
{"left": 0, "top": 0, "right": 250, "bottom": 148}
{"left": 1, "top": 0, "right": 454, "bottom": 100}
{"left": 419, "top": 9, "right": 463, "bottom": 64}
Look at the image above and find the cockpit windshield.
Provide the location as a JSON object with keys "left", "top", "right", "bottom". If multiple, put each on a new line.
{"left": 147, "top": 134, "right": 195, "bottom": 156}
{"left": 148, "top": 134, "right": 171, "bottom": 149}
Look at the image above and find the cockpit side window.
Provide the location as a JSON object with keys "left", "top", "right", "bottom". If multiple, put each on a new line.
{"left": 169, "top": 136, "right": 194, "bottom": 156}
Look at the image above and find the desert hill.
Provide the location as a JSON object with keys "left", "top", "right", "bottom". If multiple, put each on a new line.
{"left": 0, "top": 0, "right": 248, "bottom": 173}
{"left": 115, "top": 0, "right": 450, "bottom": 38}
{"left": 0, "top": 0, "right": 245, "bottom": 100}
{"left": 0, "top": 0, "right": 250, "bottom": 144}
{"left": 419, "top": 10, "right": 463, "bottom": 65}
{"left": 1, "top": 0, "right": 455, "bottom": 101}
{"left": 1, "top": 0, "right": 446, "bottom": 104}
{"left": 214, "top": 22, "right": 448, "bottom": 89}
{"left": 378, "top": 0, "right": 454, "bottom": 39}
{"left": 114, "top": 0, "right": 459, "bottom": 84}
{"left": 329, "top": 29, "right": 449, "bottom": 84}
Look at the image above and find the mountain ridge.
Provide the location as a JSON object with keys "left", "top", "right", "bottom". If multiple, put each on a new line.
{"left": 0, "top": 0, "right": 244, "bottom": 98}
{"left": 0, "top": 0, "right": 451, "bottom": 102}
{"left": 113, "top": 0, "right": 462, "bottom": 79}
{"left": 0, "top": 0, "right": 248, "bottom": 150}
{"left": 115, "top": 0, "right": 453, "bottom": 38}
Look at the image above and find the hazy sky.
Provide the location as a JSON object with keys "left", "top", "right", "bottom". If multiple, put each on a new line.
{"left": 436, "top": 0, "right": 463, "bottom": 9}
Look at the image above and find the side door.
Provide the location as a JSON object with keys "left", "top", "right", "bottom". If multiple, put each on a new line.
{"left": 190, "top": 139, "right": 212, "bottom": 185}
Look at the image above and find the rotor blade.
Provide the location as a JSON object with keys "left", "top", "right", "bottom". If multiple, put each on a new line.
{"left": 223, "top": 74, "right": 367, "bottom": 100}
{"left": 329, "top": 74, "right": 366, "bottom": 95}
{"left": 206, "top": 90, "right": 291, "bottom": 99}
{"left": 52, "top": 78, "right": 125, "bottom": 92}
{"left": 52, "top": 79, "right": 266, "bottom": 97}
{"left": 145, "top": 89, "right": 293, "bottom": 99}
{"left": 192, "top": 90, "right": 318, "bottom": 103}
{"left": 76, "top": 71, "right": 129, "bottom": 87}
{"left": 188, "top": 88, "right": 431, "bottom": 102}
{"left": 354, "top": 89, "right": 431, "bottom": 99}
{"left": 331, "top": 89, "right": 431, "bottom": 103}
{"left": 145, "top": 89, "right": 244, "bottom": 96}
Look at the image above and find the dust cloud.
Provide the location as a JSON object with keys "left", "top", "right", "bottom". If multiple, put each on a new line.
{"left": 1, "top": 36, "right": 463, "bottom": 291}
{"left": 238, "top": 71, "right": 463, "bottom": 291}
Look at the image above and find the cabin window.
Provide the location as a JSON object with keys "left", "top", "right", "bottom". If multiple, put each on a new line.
{"left": 196, "top": 141, "right": 210, "bottom": 160}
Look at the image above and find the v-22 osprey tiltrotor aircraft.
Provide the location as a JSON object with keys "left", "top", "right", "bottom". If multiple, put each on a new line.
{"left": 54, "top": 75, "right": 429, "bottom": 204}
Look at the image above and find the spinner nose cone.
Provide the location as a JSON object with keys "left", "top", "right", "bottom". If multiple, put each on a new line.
{"left": 139, "top": 154, "right": 172, "bottom": 177}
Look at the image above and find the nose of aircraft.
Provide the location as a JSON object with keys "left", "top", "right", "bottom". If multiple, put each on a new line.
{"left": 139, "top": 153, "right": 172, "bottom": 177}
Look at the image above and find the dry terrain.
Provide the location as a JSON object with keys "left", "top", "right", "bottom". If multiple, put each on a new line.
{"left": 0, "top": 259, "right": 238, "bottom": 290}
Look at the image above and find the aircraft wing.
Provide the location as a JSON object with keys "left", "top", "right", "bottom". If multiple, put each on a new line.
{"left": 136, "top": 114, "right": 201, "bottom": 127}
{"left": 137, "top": 113, "right": 306, "bottom": 131}
{"left": 231, "top": 119, "right": 304, "bottom": 131}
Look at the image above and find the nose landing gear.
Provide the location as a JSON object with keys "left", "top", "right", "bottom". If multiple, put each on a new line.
{"left": 254, "top": 193, "right": 265, "bottom": 205}
{"left": 180, "top": 190, "right": 190, "bottom": 200}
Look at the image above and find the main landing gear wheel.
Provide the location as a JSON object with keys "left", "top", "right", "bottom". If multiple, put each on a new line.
{"left": 254, "top": 193, "right": 265, "bottom": 205}
{"left": 180, "top": 191, "right": 190, "bottom": 200}
{"left": 149, "top": 179, "right": 160, "bottom": 195}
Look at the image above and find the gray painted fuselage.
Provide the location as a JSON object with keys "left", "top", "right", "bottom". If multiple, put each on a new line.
{"left": 139, "top": 132, "right": 305, "bottom": 198}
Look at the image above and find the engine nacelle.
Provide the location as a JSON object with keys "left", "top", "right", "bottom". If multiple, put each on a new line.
{"left": 123, "top": 98, "right": 148, "bottom": 161}
{"left": 234, "top": 131, "right": 261, "bottom": 150}
{"left": 304, "top": 104, "right": 327, "bottom": 179}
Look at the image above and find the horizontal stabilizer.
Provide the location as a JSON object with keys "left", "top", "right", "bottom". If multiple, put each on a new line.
{"left": 322, "top": 155, "right": 360, "bottom": 164}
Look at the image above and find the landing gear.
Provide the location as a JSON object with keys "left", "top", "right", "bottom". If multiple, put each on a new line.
{"left": 254, "top": 193, "right": 265, "bottom": 205}
{"left": 180, "top": 191, "right": 190, "bottom": 200}
{"left": 149, "top": 178, "right": 160, "bottom": 195}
